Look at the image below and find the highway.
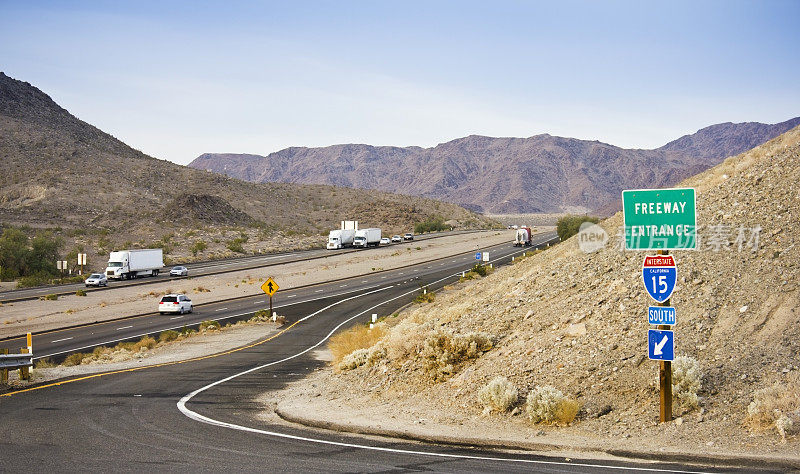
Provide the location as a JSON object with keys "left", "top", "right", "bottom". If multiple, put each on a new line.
{"left": 0, "top": 232, "right": 759, "bottom": 472}
{"left": 0, "top": 230, "right": 481, "bottom": 304}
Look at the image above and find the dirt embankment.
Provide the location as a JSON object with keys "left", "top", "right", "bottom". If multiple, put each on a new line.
{"left": 269, "top": 127, "right": 800, "bottom": 465}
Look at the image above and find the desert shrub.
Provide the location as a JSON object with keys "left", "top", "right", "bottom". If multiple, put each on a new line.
{"left": 199, "top": 320, "right": 221, "bottom": 331}
{"left": 745, "top": 374, "right": 799, "bottom": 440}
{"left": 414, "top": 288, "right": 435, "bottom": 303}
{"left": 190, "top": 240, "right": 207, "bottom": 256}
{"left": 194, "top": 286, "right": 210, "bottom": 293}
{"left": 459, "top": 270, "right": 479, "bottom": 282}
{"left": 479, "top": 376, "right": 519, "bottom": 413}
{"left": 92, "top": 346, "right": 109, "bottom": 358}
{"left": 328, "top": 324, "right": 387, "bottom": 366}
{"left": 672, "top": 356, "right": 702, "bottom": 410}
{"left": 226, "top": 237, "right": 247, "bottom": 253}
{"left": 525, "top": 386, "right": 579, "bottom": 425}
{"left": 556, "top": 215, "right": 599, "bottom": 241}
{"left": 421, "top": 330, "right": 492, "bottom": 381}
{"left": 414, "top": 216, "right": 447, "bottom": 234}
{"left": 159, "top": 330, "right": 180, "bottom": 343}
{"left": 63, "top": 352, "right": 87, "bottom": 366}
{"left": 133, "top": 336, "right": 157, "bottom": 351}
{"left": 41, "top": 293, "right": 58, "bottom": 301}
{"left": 34, "top": 358, "right": 56, "bottom": 369}
{"left": 75, "top": 289, "right": 87, "bottom": 296}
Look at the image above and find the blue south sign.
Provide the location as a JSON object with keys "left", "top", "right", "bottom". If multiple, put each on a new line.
{"left": 642, "top": 255, "right": 677, "bottom": 303}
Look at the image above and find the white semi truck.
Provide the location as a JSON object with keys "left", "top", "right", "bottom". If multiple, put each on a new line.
{"left": 105, "top": 249, "right": 164, "bottom": 280}
{"left": 327, "top": 220, "right": 358, "bottom": 249}
{"left": 353, "top": 228, "right": 381, "bottom": 248}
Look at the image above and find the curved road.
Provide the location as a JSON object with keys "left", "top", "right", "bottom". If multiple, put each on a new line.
{"left": 0, "top": 233, "right": 757, "bottom": 472}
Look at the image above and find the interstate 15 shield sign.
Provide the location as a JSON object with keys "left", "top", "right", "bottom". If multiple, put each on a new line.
{"left": 642, "top": 255, "right": 677, "bottom": 303}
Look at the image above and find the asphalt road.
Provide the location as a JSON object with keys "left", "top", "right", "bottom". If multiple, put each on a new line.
{"left": 0, "top": 233, "right": 764, "bottom": 472}
{"left": 0, "top": 229, "right": 481, "bottom": 304}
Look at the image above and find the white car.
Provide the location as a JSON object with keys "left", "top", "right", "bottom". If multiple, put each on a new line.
{"left": 170, "top": 266, "right": 188, "bottom": 277}
{"left": 403, "top": 233, "right": 414, "bottom": 241}
{"left": 380, "top": 237, "right": 391, "bottom": 245}
{"left": 391, "top": 235, "right": 402, "bottom": 243}
{"left": 84, "top": 273, "right": 108, "bottom": 287}
{"left": 159, "top": 294, "right": 193, "bottom": 314}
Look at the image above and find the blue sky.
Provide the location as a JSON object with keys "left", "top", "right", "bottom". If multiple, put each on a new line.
{"left": 1, "top": 0, "right": 798, "bottom": 164}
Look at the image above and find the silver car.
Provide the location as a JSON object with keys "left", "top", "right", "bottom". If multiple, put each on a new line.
{"left": 170, "top": 266, "right": 188, "bottom": 277}
{"left": 84, "top": 273, "right": 108, "bottom": 287}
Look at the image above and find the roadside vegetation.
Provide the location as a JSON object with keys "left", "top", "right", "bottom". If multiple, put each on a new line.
{"left": 414, "top": 216, "right": 449, "bottom": 234}
{"left": 555, "top": 214, "right": 600, "bottom": 241}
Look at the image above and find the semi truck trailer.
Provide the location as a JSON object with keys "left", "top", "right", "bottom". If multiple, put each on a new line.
{"left": 105, "top": 249, "right": 164, "bottom": 280}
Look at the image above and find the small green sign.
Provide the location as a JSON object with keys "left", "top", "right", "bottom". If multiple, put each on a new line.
{"left": 622, "top": 188, "right": 696, "bottom": 250}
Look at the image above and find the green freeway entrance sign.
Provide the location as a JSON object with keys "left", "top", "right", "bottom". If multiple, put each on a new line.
{"left": 622, "top": 188, "right": 696, "bottom": 250}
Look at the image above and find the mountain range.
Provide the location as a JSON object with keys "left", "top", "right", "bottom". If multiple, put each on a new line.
{"left": 190, "top": 117, "right": 800, "bottom": 214}
{"left": 0, "top": 72, "right": 495, "bottom": 261}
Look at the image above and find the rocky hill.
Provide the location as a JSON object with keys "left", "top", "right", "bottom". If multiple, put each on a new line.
{"left": 0, "top": 72, "right": 496, "bottom": 264}
{"left": 191, "top": 117, "right": 800, "bottom": 215}
{"left": 297, "top": 125, "right": 800, "bottom": 458}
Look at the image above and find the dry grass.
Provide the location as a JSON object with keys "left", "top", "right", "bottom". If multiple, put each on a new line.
{"left": 478, "top": 376, "right": 519, "bottom": 413}
{"left": 328, "top": 324, "right": 387, "bottom": 367}
{"left": 525, "top": 385, "right": 580, "bottom": 426}
{"left": 672, "top": 356, "right": 702, "bottom": 411}
{"left": 745, "top": 374, "right": 800, "bottom": 440}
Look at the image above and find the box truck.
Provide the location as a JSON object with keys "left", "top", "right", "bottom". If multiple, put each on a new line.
{"left": 105, "top": 249, "right": 164, "bottom": 280}
{"left": 353, "top": 228, "right": 381, "bottom": 248}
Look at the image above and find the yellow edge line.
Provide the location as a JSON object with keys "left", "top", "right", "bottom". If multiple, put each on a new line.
{"left": 1, "top": 319, "right": 302, "bottom": 398}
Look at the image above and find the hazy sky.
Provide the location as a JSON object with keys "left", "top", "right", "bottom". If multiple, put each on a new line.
{"left": 1, "top": 1, "right": 798, "bottom": 165}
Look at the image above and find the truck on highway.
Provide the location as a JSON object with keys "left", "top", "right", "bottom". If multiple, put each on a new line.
{"left": 513, "top": 226, "right": 532, "bottom": 247}
{"left": 105, "top": 249, "right": 164, "bottom": 280}
{"left": 327, "top": 220, "right": 358, "bottom": 249}
{"left": 353, "top": 228, "right": 381, "bottom": 248}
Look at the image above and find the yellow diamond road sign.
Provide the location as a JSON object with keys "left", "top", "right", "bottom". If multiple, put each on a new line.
{"left": 261, "top": 277, "right": 279, "bottom": 296}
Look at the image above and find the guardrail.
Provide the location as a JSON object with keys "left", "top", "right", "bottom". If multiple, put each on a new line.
{"left": 1, "top": 333, "right": 32, "bottom": 383}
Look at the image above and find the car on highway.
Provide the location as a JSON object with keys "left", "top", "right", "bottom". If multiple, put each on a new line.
{"left": 379, "top": 237, "right": 391, "bottom": 245}
{"left": 158, "top": 294, "right": 193, "bottom": 314}
{"left": 403, "top": 233, "right": 414, "bottom": 241}
{"left": 391, "top": 235, "right": 402, "bottom": 243}
{"left": 84, "top": 273, "right": 108, "bottom": 287}
{"left": 170, "top": 265, "right": 189, "bottom": 277}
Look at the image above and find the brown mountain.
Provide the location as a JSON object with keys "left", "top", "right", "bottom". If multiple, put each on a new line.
{"left": 0, "top": 72, "right": 496, "bottom": 262}
{"left": 191, "top": 117, "right": 800, "bottom": 214}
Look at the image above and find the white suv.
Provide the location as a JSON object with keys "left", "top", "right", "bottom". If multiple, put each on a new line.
{"left": 159, "top": 294, "right": 193, "bottom": 314}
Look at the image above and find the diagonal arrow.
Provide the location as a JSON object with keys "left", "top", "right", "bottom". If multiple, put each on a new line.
{"left": 268, "top": 282, "right": 274, "bottom": 292}
{"left": 654, "top": 335, "right": 668, "bottom": 356}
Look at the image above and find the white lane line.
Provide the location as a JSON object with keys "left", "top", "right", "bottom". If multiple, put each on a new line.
{"left": 177, "top": 267, "right": 694, "bottom": 474}
{"left": 51, "top": 337, "right": 73, "bottom": 343}
{"left": 215, "top": 308, "right": 228, "bottom": 312}
{"left": 116, "top": 325, "right": 133, "bottom": 331}
{"left": 339, "top": 285, "right": 347, "bottom": 288}
{"left": 380, "top": 276, "right": 386, "bottom": 279}
{"left": 315, "top": 290, "right": 324, "bottom": 293}
{"left": 362, "top": 280, "right": 368, "bottom": 283}
{"left": 170, "top": 316, "right": 184, "bottom": 320}
{"left": 36, "top": 289, "right": 49, "bottom": 293}
{"left": 413, "top": 269, "right": 418, "bottom": 272}
{"left": 398, "top": 272, "right": 404, "bottom": 275}
{"left": 287, "top": 295, "right": 296, "bottom": 298}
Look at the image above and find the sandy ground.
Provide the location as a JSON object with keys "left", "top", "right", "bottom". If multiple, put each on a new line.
{"left": 3, "top": 321, "right": 280, "bottom": 387}
{"left": 0, "top": 231, "right": 515, "bottom": 339}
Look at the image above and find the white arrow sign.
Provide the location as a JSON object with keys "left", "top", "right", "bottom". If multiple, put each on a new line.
{"left": 654, "top": 335, "right": 669, "bottom": 356}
